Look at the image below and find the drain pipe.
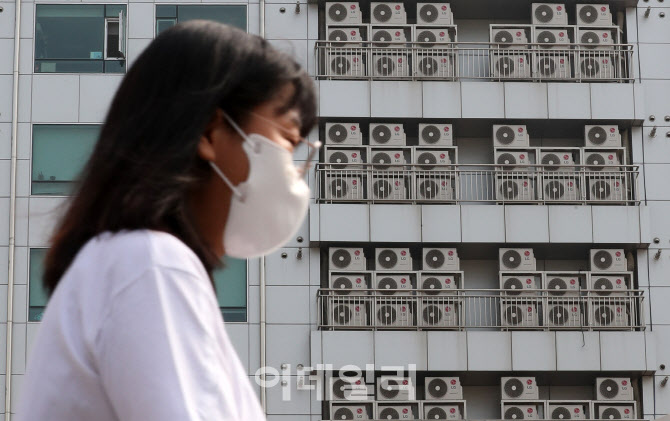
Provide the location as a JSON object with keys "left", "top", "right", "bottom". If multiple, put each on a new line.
{"left": 259, "top": 256, "right": 267, "bottom": 413}
{"left": 6, "top": 0, "right": 22, "bottom": 418}
{"left": 259, "top": 0, "right": 265, "bottom": 38}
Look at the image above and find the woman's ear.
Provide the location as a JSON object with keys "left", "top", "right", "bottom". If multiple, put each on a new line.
{"left": 197, "top": 109, "right": 226, "bottom": 162}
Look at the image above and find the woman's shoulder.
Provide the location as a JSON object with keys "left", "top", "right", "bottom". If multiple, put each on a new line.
{"left": 76, "top": 229, "right": 209, "bottom": 283}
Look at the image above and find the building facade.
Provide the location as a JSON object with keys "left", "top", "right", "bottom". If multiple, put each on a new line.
{"left": 0, "top": 0, "right": 669, "bottom": 419}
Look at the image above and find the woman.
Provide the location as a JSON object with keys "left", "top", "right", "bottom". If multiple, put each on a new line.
{"left": 16, "top": 20, "right": 318, "bottom": 420}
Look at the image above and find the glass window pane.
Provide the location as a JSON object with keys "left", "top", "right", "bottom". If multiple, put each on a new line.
{"left": 35, "top": 59, "right": 104, "bottom": 73}
{"left": 104, "top": 60, "right": 126, "bottom": 73}
{"left": 156, "top": 19, "right": 176, "bottom": 36}
{"left": 213, "top": 257, "right": 247, "bottom": 322}
{"left": 35, "top": 5, "right": 105, "bottom": 60}
{"left": 106, "top": 20, "right": 121, "bottom": 58}
{"left": 177, "top": 5, "right": 247, "bottom": 31}
{"left": 105, "top": 4, "right": 126, "bottom": 18}
{"left": 32, "top": 125, "right": 100, "bottom": 195}
{"left": 29, "top": 249, "right": 49, "bottom": 322}
{"left": 156, "top": 5, "right": 177, "bottom": 19}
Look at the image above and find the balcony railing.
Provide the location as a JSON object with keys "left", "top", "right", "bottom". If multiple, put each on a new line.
{"left": 315, "top": 41, "right": 635, "bottom": 82}
{"left": 315, "top": 163, "right": 640, "bottom": 205}
{"left": 317, "top": 288, "right": 645, "bottom": 331}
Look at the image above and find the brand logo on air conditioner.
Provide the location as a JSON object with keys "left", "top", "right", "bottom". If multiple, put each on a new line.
{"left": 395, "top": 31, "right": 401, "bottom": 36}
{"left": 402, "top": 380, "right": 408, "bottom": 385}
{"left": 528, "top": 408, "right": 534, "bottom": 414}
{"left": 527, "top": 306, "right": 533, "bottom": 312}
{"left": 352, "top": 179, "right": 358, "bottom": 185}
{"left": 356, "top": 278, "right": 362, "bottom": 284}
{"left": 608, "top": 154, "right": 614, "bottom": 160}
{"left": 448, "top": 250, "right": 454, "bottom": 256}
{"left": 526, "top": 279, "right": 532, "bottom": 284}
{"left": 622, "top": 380, "right": 628, "bottom": 386}
{"left": 572, "top": 306, "right": 578, "bottom": 312}
{"left": 401, "top": 250, "right": 407, "bottom": 256}
{"left": 354, "top": 250, "right": 360, "bottom": 256}
{"left": 519, "top": 57, "right": 525, "bottom": 63}
{"left": 350, "top": 4, "right": 357, "bottom": 9}
{"left": 617, "top": 307, "right": 623, "bottom": 313}
{"left": 442, "top": 5, "right": 448, "bottom": 10}
{"left": 523, "top": 181, "right": 529, "bottom": 187}
{"left": 570, "top": 279, "right": 576, "bottom": 285}
{"left": 395, "top": 153, "right": 401, "bottom": 159}
{"left": 575, "top": 408, "right": 581, "bottom": 414}
{"left": 357, "top": 408, "right": 363, "bottom": 414}
{"left": 451, "top": 379, "right": 457, "bottom": 385}
{"left": 557, "top": 5, "right": 563, "bottom": 10}
{"left": 395, "top": 5, "right": 401, "bottom": 10}
{"left": 564, "top": 154, "right": 570, "bottom": 159}
{"left": 624, "top": 409, "right": 630, "bottom": 414}
{"left": 440, "top": 153, "right": 447, "bottom": 159}
{"left": 524, "top": 251, "right": 530, "bottom": 256}
{"left": 527, "top": 379, "right": 534, "bottom": 385}
{"left": 616, "top": 279, "right": 622, "bottom": 284}
{"left": 355, "top": 379, "right": 361, "bottom": 385}
{"left": 520, "top": 154, "right": 526, "bottom": 159}
{"left": 603, "top": 58, "right": 609, "bottom": 64}
{"left": 440, "top": 31, "right": 446, "bottom": 37}
{"left": 560, "top": 58, "right": 565, "bottom": 64}
{"left": 355, "top": 305, "right": 361, "bottom": 311}
{"left": 559, "top": 32, "right": 565, "bottom": 37}
{"left": 351, "top": 30, "right": 357, "bottom": 36}
{"left": 353, "top": 57, "right": 359, "bottom": 62}
{"left": 518, "top": 127, "right": 524, "bottom": 133}
{"left": 516, "top": 31, "right": 522, "bottom": 36}
{"left": 603, "top": 33, "right": 609, "bottom": 38}
{"left": 445, "top": 306, "right": 452, "bottom": 312}
{"left": 446, "top": 278, "right": 452, "bottom": 284}
{"left": 450, "top": 408, "right": 457, "bottom": 414}
{"left": 351, "top": 153, "right": 358, "bottom": 158}
{"left": 395, "top": 181, "right": 401, "bottom": 187}
{"left": 441, "top": 181, "right": 447, "bottom": 186}
{"left": 616, "top": 251, "right": 622, "bottom": 257}
{"left": 441, "top": 58, "right": 448, "bottom": 63}
{"left": 402, "top": 408, "right": 409, "bottom": 414}
{"left": 601, "top": 6, "right": 607, "bottom": 11}
{"left": 401, "top": 278, "right": 407, "bottom": 284}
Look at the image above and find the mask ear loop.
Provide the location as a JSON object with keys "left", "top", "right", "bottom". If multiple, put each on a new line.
{"left": 208, "top": 161, "right": 245, "bottom": 201}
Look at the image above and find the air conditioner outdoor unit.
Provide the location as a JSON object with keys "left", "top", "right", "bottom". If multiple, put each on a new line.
{"left": 326, "top": 149, "right": 364, "bottom": 169}
{"left": 372, "top": 53, "right": 410, "bottom": 77}
{"left": 577, "top": 4, "right": 613, "bottom": 26}
{"left": 377, "top": 376, "right": 415, "bottom": 400}
{"left": 326, "top": 175, "right": 363, "bottom": 200}
{"left": 596, "top": 378, "right": 634, "bottom": 401}
{"left": 535, "top": 28, "right": 570, "bottom": 48}
{"left": 422, "top": 403, "right": 463, "bottom": 420}
{"left": 326, "top": 122, "right": 362, "bottom": 145}
{"left": 501, "top": 275, "right": 540, "bottom": 296}
{"left": 371, "top": 2, "right": 407, "bottom": 24}
{"left": 575, "top": 55, "right": 615, "bottom": 80}
{"left": 496, "top": 177, "right": 536, "bottom": 201}
{"left": 501, "top": 377, "right": 540, "bottom": 400}
{"left": 496, "top": 150, "right": 530, "bottom": 168}
{"left": 330, "top": 403, "right": 372, "bottom": 420}
{"left": 597, "top": 406, "right": 635, "bottom": 420}
{"left": 543, "top": 178, "right": 581, "bottom": 201}
{"left": 589, "top": 303, "right": 629, "bottom": 328}
{"left": 546, "top": 275, "right": 582, "bottom": 296}
{"left": 585, "top": 125, "right": 622, "bottom": 147}
{"left": 540, "top": 151, "right": 575, "bottom": 171}
{"left": 370, "top": 123, "right": 406, "bottom": 146}
{"left": 421, "top": 273, "right": 459, "bottom": 294}
{"left": 330, "top": 273, "right": 369, "bottom": 295}
{"left": 326, "top": 2, "right": 363, "bottom": 25}
{"left": 587, "top": 177, "right": 626, "bottom": 202}
{"left": 328, "top": 27, "right": 363, "bottom": 47}
{"left": 491, "top": 28, "right": 529, "bottom": 47}
{"left": 584, "top": 151, "right": 621, "bottom": 171}
{"left": 493, "top": 125, "right": 530, "bottom": 147}
{"left": 532, "top": 3, "right": 568, "bottom": 25}
{"left": 415, "top": 150, "right": 452, "bottom": 170}
{"left": 416, "top": 177, "right": 455, "bottom": 201}
{"left": 503, "top": 404, "right": 540, "bottom": 420}
{"left": 589, "top": 275, "right": 629, "bottom": 296}
{"left": 491, "top": 54, "right": 532, "bottom": 78}
{"left": 547, "top": 404, "right": 586, "bottom": 420}
{"left": 376, "top": 301, "right": 413, "bottom": 327}
{"left": 376, "top": 248, "right": 412, "bottom": 271}
{"left": 425, "top": 377, "right": 463, "bottom": 400}
{"left": 371, "top": 176, "right": 407, "bottom": 200}
{"left": 579, "top": 29, "right": 615, "bottom": 49}
{"left": 375, "top": 403, "right": 417, "bottom": 419}
{"left": 375, "top": 273, "right": 414, "bottom": 295}
{"left": 546, "top": 301, "right": 582, "bottom": 327}
{"left": 420, "top": 299, "right": 460, "bottom": 328}
{"left": 328, "top": 376, "right": 374, "bottom": 401}
{"left": 327, "top": 53, "right": 365, "bottom": 77}
{"left": 330, "top": 247, "right": 366, "bottom": 270}
{"left": 417, "top": 3, "right": 454, "bottom": 25}
{"left": 328, "top": 300, "right": 369, "bottom": 327}
{"left": 500, "top": 248, "right": 537, "bottom": 271}
{"left": 418, "top": 124, "right": 453, "bottom": 146}
{"left": 415, "top": 54, "right": 456, "bottom": 78}
{"left": 502, "top": 302, "right": 540, "bottom": 328}
{"left": 371, "top": 28, "right": 407, "bottom": 47}
{"left": 590, "top": 249, "right": 627, "bottom": 272}
{"left": 415, "top": 28, "right": 453, "bottom": 46}
{"left": 533, "top": 54, "right": 572, "bottom": 79}
{"left": 370, "top": 149, "right": 406, "bottom": 170}
{"left": 423, "top": 248, "right": 459, "bottom": 271}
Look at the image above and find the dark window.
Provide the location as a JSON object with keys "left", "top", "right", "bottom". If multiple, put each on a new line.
{"left": 155, "top": 5, "right": 247, "bottom": 36}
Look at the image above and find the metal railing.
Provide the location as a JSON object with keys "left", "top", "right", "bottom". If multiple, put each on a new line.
{"left": 316, "top": 163, "right": 639, "bottom": 205}
{"left": 317, "top": 288, "right": 645, "bottom": 331}
{"left": 316, "top": 41, "right": 635, "bottom": 82}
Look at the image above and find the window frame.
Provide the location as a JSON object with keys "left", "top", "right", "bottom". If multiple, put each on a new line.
{"left": 33, "top": 3, "right": 128, "bottom": 74}
{"left": 30, "top": 123, "right": 102, "bottom": 197}
{"left": 216, "top": 258, "right": 250, "bottom": 324}
{"left": 153, "top": 3, "right": 249, "bottom": 38}
{"left": 27, "top": 248, "right": 49, "bottom": 323}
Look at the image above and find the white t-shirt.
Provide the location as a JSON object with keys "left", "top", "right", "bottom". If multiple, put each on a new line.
{"left": 16, "top": 229, "right": 265, "bottom": 421}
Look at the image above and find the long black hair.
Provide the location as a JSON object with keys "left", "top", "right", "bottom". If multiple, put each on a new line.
{"left": 43, "top": 20, "right": 318, "bottom": 295}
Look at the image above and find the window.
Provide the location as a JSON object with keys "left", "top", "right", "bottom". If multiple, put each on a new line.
{"left": 32, "top": 125, "right": 100, "bottom": 196}
{"left": 213, "top": 257, "right": 247, "bottom": 322}
{"left": 155, "top": 5, "right": 247, "bottom": 36}
{"left": 35, "top": 4, "right": 126, "bottom": 73}
{"left": 29, "top": 249, "right": 49, "bottom": 322}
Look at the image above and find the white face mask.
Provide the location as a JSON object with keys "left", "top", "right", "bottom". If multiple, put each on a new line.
{"left": 208, "top": 112, "right": 312, "bottom": 259}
